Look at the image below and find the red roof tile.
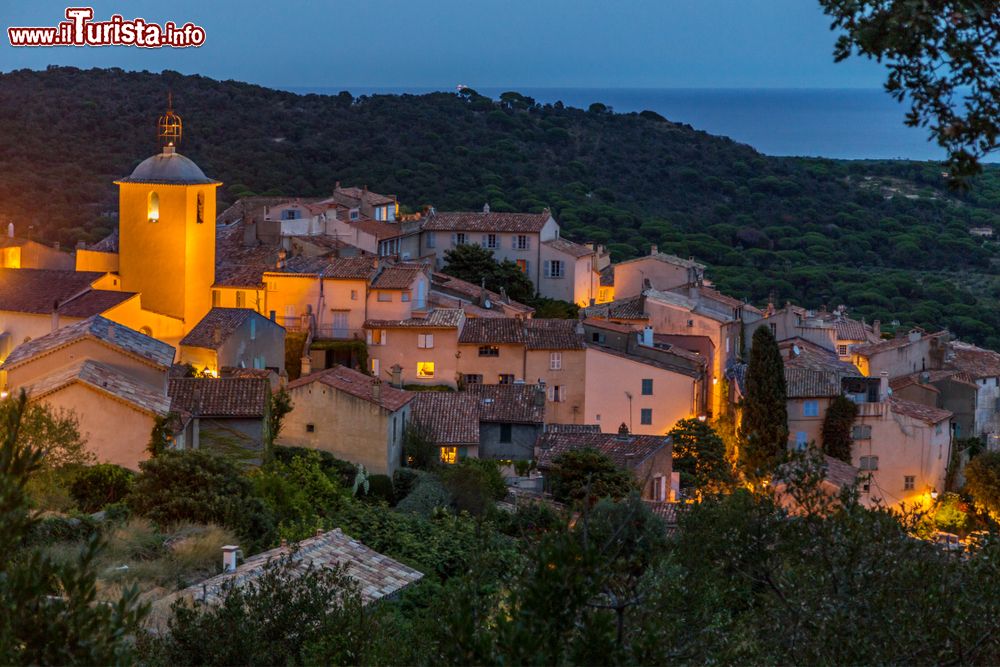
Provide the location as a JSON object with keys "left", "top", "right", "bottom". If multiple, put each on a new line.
{"left": 288, "top": 366, "right": 412, "bottom": 412}
{"left": 168, "top": 377, "right": 270, "bottom": 418}
{"left": 422, "top": 210, "right": 551, "bottom": 233}
{"left": 365, "top": 308, "right": 465, "bottom": 329}
{"left": 180, "top": 308, "right": 275, "bottom": 350}
{"left": 410, "top": 392, "right": 480, "bottom": 445}
{"left": 947, "top": 341, "right": 1000, "bottom": 379}
{"left": 543, "top": 237, "right": 594, "bottom": 258}
{"left": 459, "top": 318, "right": 525, "bottom": 344}
{"left": 465, "top": 384, "right": 545, "bottom": 424}
{"left": 537, "top": 431, "right": 670, "bottom": 469}
{"left": 0, "top": 268, "right": 109, "bottom": 315}
{"left": 371, "top": 265, "right": 423, "bottom": 290}
{"left": 524, "top": 319, "right": 586, "bottom": 350}
{"left": 888, "top": 396, "right": 952, "bottom": 425}
{"left": 27, "top": 359, "right": 171, "bottom": 416}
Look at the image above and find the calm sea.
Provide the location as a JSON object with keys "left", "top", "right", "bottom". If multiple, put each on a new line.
{"left": 285, "top": 86, "right": 950, "bottom": 162}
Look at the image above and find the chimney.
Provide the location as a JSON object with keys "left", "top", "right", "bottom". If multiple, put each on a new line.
{"left": 371, "top": 378, "right": 382, "bottom": 404}
{"left": 616, "top": 422, "right": 630, "bottom": 439}
{"left": 483, "top": 202, "right": 490, "bottom": 213}
{"left": 879, "top": 371, "right": 889, "bottom": 402}
{"left": 908, "top": 329, "right": 921, "bottom": 343}
{"left": 641, "top": 325, "right": 654, "bottom": 347}
{"left": 300, "top": 355, "right": 312, "bottom": 376}
{"left": 873, "top": 319, "right": 881, "bottom": 339}
{"left": 650, "top": 243, "right": 657, "bottom": 256}
{"left": 222, "top": 545, "right": 239, "bottom": 572}
{"left": 51, "top": 300, "right": 60, "bottom": 332}
{"left": 276, "top": 249, "right": 287, "bottom": 270}
{"left": 533, "top": 380, "right": 546, "bottom": 408}
{"left": 390, "top": 364, "right": 403, "bottom": 388}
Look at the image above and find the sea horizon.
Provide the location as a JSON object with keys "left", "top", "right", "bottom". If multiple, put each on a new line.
{"left": 285, "top": 85, "right": 953, "bottom": 163}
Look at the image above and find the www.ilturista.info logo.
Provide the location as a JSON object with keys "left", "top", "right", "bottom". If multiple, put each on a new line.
{"left": 8, "top": 7, "right": 206, "bottom": 48}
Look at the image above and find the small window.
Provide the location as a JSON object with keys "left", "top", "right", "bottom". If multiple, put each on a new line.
{"left": 368, "top": 329, "right": 386, "bottom": 345}
{"left": 549, "top": 352, "right": 562, "bottom": 370}
{"left": 500, "top": 423, "right": 512, "bottom": 443}
{"left": 795, "top": 432, "right": 808, "bottom": 451}
{"left": 377, "top": 292, "right": 392, "bottom": 302}
{"left": 351, "top": 289, "right": 358, "bottom": 301}
{"left": 769, "top": 323, "right": 777, "bottom": 335}
{"left": 499, "top": 374, "right": 514, "bottom": 385}
{"left": 686, "top": 320, "right": 694, "bottom": 328}
{"left": 402, "top": 292, "right": 411, "bottom": 302}
{"left": 147, "top": 191, "right": 160, "bottom": 222}
{"left": 548, "top": 385, "right": 564, "bottom": 402}
{"left": 370, "top": 358, "right": 380, "bottom": 376}
{"left": 545, "top": 260, "right": 564, "bottom": 278}
{"left": 515, "top": 234, "right": 529, "bottom": 250}
{"left": 479, "top": 345, "right": 500, "bottom": 357}
{"left": 860, "top": 456, "right": 879, "bottom": 471}
{"left": 838, "top": 344, "right": 848, "bottom": 356}
{"left": 904, "top": 475, "right": 915, "bottom": 491}
{"left": 440, "top": 447, "right": 458, "bottom": 464}
{"left": 306, "top": 423, "right": 315, "bottom": 433}
{"left": 417, "top": 333, "right": 434, "bottom": 349}
{"left": 212, "top": 290, "right": 220, "bottom": 307}
{"left": 426, "top": 233, "right": 436, "bottom": 249}
{"left": 803, "top": 400, "right": 819, "bottom": 417}
{"left": 641, "top": 378, "right": 653, "bottom": 396}
{"left": 417, "top": 362, "right": 435, "bottom": 378}
{"left": 350, "top": 209, "right": 359, "bottom": 221}
{"left": 455, "top": 232, "right": 467, "bottom": 246}
{"left": 463, "top": 374, "right": 483, "bottom": 385}
{"left": 592, "top": 332, "right": 606, "bottom": 344}
{"left": 486, "top": 233, "right": 497, "bottom": 248}
{"left": 196, "top": 192, "right": 205, "bottom": 224}
{"left": 852, "top": 424, "right": 872, "bottom": 440}
{"left": 640, "top": 408, "right": 653, "bottom": 425}
{"left": 235, "top": 291, "right": 246, "bottom": 308}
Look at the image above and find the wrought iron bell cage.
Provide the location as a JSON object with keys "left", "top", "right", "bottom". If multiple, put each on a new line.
{"left": 157, "top": 94, "right": 183, "bottom": 148}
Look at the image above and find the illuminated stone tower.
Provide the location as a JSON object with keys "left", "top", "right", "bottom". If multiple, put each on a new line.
{"left": 115, "top": 99, "right": 221, "bottom": 330}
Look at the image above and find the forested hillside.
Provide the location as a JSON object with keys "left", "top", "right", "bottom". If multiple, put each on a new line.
{"left": 2, "top": 67, "right": 1000, "bottom": 346}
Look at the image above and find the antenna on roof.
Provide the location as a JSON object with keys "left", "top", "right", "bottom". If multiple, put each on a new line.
{"left": 157, "top": 92, "right": 183, "bottom": 149}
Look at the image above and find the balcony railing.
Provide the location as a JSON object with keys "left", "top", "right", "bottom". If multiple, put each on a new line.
{"left": 314, "top": 326, "right": 362, "bottom": 341}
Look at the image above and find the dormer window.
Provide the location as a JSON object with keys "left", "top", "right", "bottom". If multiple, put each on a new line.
{"left": 350, "top": 209, "right": 360, "bottom": 221}
{"left": 147, "top": 192, "right": 160, "bottom": 222}
{"left": 280, "top": 208, "right": 301, "bottom": 221}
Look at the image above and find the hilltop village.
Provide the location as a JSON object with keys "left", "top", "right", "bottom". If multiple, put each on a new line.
{"left": 2, "top": 109, "right": 999, "bottom": 519}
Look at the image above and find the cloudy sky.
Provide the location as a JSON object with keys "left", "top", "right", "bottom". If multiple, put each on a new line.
{"left": 0, "top": 0, "right": 885, "bottom": 89}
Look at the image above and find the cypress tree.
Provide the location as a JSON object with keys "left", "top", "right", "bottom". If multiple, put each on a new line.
{"left": 822, "top": 394, "right": 858, "bottom": 463}
{"left": 740, "top": 326, "right": 788, "bottom": 476}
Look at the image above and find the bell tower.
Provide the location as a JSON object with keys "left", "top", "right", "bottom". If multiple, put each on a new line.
{"left": 116, "top": 97, "right": 221, "bottom": 331}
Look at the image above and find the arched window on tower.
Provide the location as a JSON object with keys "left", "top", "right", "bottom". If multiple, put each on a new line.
{"left": 148, "top": 192, "right": 160, "bottom": 223}
{"left": 197, "top": 192, "right": 205, "bottom": 224}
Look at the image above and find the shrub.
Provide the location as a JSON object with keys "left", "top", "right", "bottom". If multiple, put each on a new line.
{"left": 393, "top": 468, "right": 422, "bottom": 501}
{"left": 70, "top": 464, "right": 135, "bottom": 513}
{"left": 403, "top": 421, "right": 439, "bottom": 470}
{"left": 364, "top": 474, "right": 395, "bottom": 505}
{"left": 548, "top": 448, "right": 636, "bottom": 504}
{"left": 965, "top": 451, "right": 1000, "bottom": 518}
{"left": 127, "top": 450, "right": 275, "bottom": 550}
{"left": 439, "top": 459, "right": 508, "bottom": 516}
{"left": 396, "top": 475, "right": 451, "bottom": 518}
{"left": 271, "top": 445, "right": 356, "bottom": 487}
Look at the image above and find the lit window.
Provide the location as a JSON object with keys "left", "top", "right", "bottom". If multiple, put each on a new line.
{"left": 440, "top": 447, "right": 458, "bottom": 464}
{"left": 417, "top": 362, "right": 435, "bottom": 378}
{"left": 139, "top": 326, "right": 153, "bottom": 337}
{"left": 377, "top": 292, "right": 392, "bottom": 302}
{"left": 147, "top": 191, "right": 160, "bottom": 222}
{"left": 641, "top": 378, "right": 653, "bottom": 395}
{"left": 479, "top": 345, "right": 500, "bottom": 357}
{"left": 370, "top": 358, "right": 380, "bottom": 376}
{"left": 803, "top": 400, "right": 819, "bottom": 417}
{"left": 418, "top": 333, "right": 434, "bottom": 349}
{"left": 904, "top": 475, "right": 915, "bottom": 491}
{"left": 368, "top": 329, "right": 386, "bottom": 345}
{"left": 550, "top": 352, "right": 562, "bottom": 370}
{"left": 499, "top": 374, "right": 514, "bottom": 384}
{"left": 838, "top": 344, "right": 848, "bottom": 356}
{"left": 640, "top": 408, "right": 653, "bottom": 425}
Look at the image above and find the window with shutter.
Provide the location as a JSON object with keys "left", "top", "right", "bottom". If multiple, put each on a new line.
{"left": 543, "top": 261, "right": 551, "bottom": 278}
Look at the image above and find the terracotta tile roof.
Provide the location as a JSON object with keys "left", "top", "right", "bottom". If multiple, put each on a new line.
{"left": 581, "top": 295, "right": 647, "bottom": 321}
{"left": 55, "top": 290, "right": 136, "bottom": 317}
{"left": 87, "top": 228, "right": 119, "bottom": 253}
{"left": 167, "top": 528, "right": 422, "bottom": 608}
{"left": 947, "top": 341, "right": 1000, "bottom": 379}
{"left": 888, "top": 396, "right": 952, "bottom": 425}
{"left": 545, "top": 423, "right": 601, "bottom": 434}
{"left": 583, "top": 318, "right": 636, "bottom": 334}
{"left": 678, "top": 283, "right": 745, "bottom": 309}
{"left": 181, "top": 308, "right": 260, "bottom": 350}
{"left": 288, "top": 366, "right": 412, "bottom": 412}
{"left": 833, "top": 318, "right": 872, "bottom": 342}
{"left": 537, "top": 431, "right": 670, "bottom": 469}
{"left": 784, "top": 368, "right": 845, "bottom": 398}
{"left": 421, "top": 210, "right": 552, "bottom": 233}
{"left": 216, "top": 196, "right": 325, "bottom": 227}
{"left": 588, "top": 345, "right": 704, "bottom": 379}
{"left": 890, "top": 374, "right": 942, "bottom": 394}
{"left": 323, "top": 186, "right": 397, "bottom": 209}
{"left": 168, "top": 377, "right": 270, "bottom": 418}
{"left": 365, "top": 308, "right": 465, "bottom": 329}
{"left": 342, "top": 218, "right": 412, "bottom": 241}
{"left": 0, "top": 268, "right": 105, "bottom": 315}
{"left": 430, "top": 272, "right": 533, "bottom": 315}
{"left": 614, "top": 252, "right": 704, "bottom": 271}
{"left": 643, "top": 500, "right": 681, "bottom": 525}
{"left": 465, "top": 384, "right": 545, "bottom": 424}
{"left": 323, "top": 256, "right": 379, "bottom": 280}
{"left": 543, "top": 237, "right": 594, "bottom": 258}
{"left": 459, "top": 318, "right": 525, "bottom": 344}
{"left": 823, "top": 455, "right": 860, "bottom": 489}
{"left": 371, "top": 265, "right": 423, "bottom": 290}
{"left": 3, "top": 315, "right": 175, "bottom": 370}
{"left": 649, "top": 338, "right": 710, "bottom": 365}
{"left": 783, "top": 340, "right": 862, "bottom": 375}
{"left": 410, "top": 392, "right": 480, "bottom": 445}
{"left": 26, "top": 359, "right": 171, "bottom": 416}
{"left": 524, "top": 319, "right": 586, "bottom": 350}
{"left": 851, "top": 330, "right": 947, "bottom": 356}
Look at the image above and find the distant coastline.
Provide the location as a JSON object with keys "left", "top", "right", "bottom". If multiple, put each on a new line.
{"left": 286, "top": 85, "right": 950, "bottom": 162}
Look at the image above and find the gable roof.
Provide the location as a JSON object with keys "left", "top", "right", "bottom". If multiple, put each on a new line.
{"left": 947, "top": 341, "right": 1000, "bottom": 379}
{"left": 0, "top": 268, "right": 126, "bottom": 315}
{"left": 287, "top": 366, "right": 412, "bottom": 412}
{"left": 168, "top": 377, "right": 270, "bottom": 418}
{"left": 888, "top": 396, "right": 952, "bottom": 425}
{"left": 851, "top": 330, "right": 947, "bottom": 357}
{"left": 543, "top": 237, "right": 594, "bottom": 258}
{"left": 430, "top": 271, "right": 533, "bottom": 316}
{"left": 614, "top": 252, "right": 704, "bottom": 271}
{"left": 365, "top": 308, "right": 465, "bottom": 330}
{"left": 537, "top": 431, "right": 670, "bottom": 469}
{"left": 459, "top": 318, "right": 525, "bottom": 345}
{"left": 581, "top": 295, "right": 647, "bottom": 321}
{"left": 524, "top": 319, "right": 586, "bottom": 350}
{"left": 180, "top": 308, "right": 276, "bottom": 350}
{"left": 422, "top": 210, "right": 552, "bottom": 233}
{"left": 3, "top": 315, "right": 175, "bottom": 370}
{"left": 370, "top": 265, "right": 424, "bottom": 290}
{"left": 588, "top": 344, "right": 704, "bottom": 379}
{"left": 410, "top": 392, "right": 480, "bottom": 445}
{"left": 167, "top": 528, "right": 422, "bottom": 608}
{"left": 26, "top": 359, "right": 171, "bottom": 416}
{"left": 465, "top": 383, "right": 545, "bottom": 424}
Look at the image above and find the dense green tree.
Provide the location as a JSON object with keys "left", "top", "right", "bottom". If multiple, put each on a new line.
{"left": 668, "top": 418, "right": 735, "bottom": 498}
{"left": 127, "top": 450, "right": 276, "bottom": 549}
{"left": 740, "top": 326, "right": 788, "bottom": 478}
{"left": 441, "top": 243, "right": 536, "bottom": 303}
{"left": 819, "top": 0, "right": 1000, "bottom": 182}
{"left": 548, "top": 448, "right": 636, "bottom": 504}
{"left": 0, "top": 391, "right": 146, "bottom": 664}
{"left": 964, "top": 450, "right": 1000, "bottom": 518}
{"left": 439, "top": 458, "right": 507, "bottom": 516}
{"left": 821, "top": 394, "right": 859, "bottom": 463}
{"left": 267, "top": 388, "right": 292, "bottom": 448}
{"left": 402, "top": 420, "right": 439, "bottom": 470}
{"left": 69, "top": 463, "right": 134, "bottom": 513}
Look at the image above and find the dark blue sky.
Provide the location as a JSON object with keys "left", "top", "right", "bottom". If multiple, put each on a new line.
{"left": 0, "top": 0, "right": 885, "bottom": 89}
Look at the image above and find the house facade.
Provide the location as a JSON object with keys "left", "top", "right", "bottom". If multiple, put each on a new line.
{"left": 178, "top": 307, "right": 286, "bottom": 376}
